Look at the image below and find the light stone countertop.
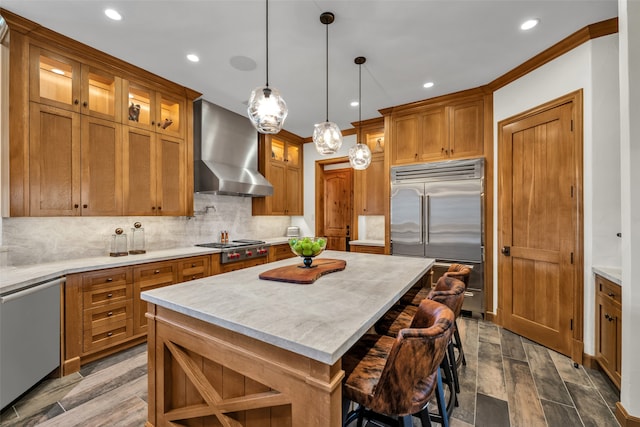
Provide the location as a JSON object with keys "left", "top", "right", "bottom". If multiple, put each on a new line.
{"left": 593, "top": 266, "right": 622, "bottom": 286}
{"left": 0, "top": 247, "right": 219, "bottom": 295}
{"left": 142, "top": 250, "right": 434, "bottom": 365}
{"left": 349, "top": 239, "right": 385, "bottom": 247}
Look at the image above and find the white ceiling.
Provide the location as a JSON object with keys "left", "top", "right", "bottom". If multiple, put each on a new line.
{"left": 1, "top": 0, "right": 618, "bottom": 137}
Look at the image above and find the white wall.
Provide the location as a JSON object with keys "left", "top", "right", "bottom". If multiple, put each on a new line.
{"left": 618, "top": 0, "right": 640, "bottom": 416}
{"left": 493, "top": 34, "right": 621, "bottom": 355}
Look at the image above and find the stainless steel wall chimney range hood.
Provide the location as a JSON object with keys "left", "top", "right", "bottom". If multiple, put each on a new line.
{"left": 194, "top": 99, "right": 274, "bottom": 197}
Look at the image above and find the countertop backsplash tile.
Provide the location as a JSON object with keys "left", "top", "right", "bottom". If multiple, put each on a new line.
{"left": 1, "top": 194, "right": 289, "bottom": 266}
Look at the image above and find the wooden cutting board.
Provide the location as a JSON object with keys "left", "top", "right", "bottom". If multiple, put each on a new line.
{"left": 259, "top": 259, "right": 346, "bottom": 284}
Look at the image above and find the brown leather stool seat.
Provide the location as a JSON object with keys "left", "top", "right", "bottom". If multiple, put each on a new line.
{"left": 343, "top": 298, "right": 454, "bottom": 427}
{"left": 408, "top": 263, "right": 472, "bottom": 306}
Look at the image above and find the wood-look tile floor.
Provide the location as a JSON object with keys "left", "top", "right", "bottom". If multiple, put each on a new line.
{"left": 0, "top": 316, "right": 620, "bottom": 427}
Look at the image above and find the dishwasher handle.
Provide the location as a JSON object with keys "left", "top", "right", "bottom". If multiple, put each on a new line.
{"left": 0, "top": 278, "right": 65, "bottom": 304}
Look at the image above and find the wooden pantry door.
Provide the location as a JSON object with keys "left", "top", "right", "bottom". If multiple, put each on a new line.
{"left": 318, "top": 167, "right": 353, "bottom": 251}
{"left": 498, "top": 91, "right": 583, "bottom": 359}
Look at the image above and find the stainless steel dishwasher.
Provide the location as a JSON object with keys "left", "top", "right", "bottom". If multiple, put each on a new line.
{"left": 0, "top": 277, "right": 63, "bottom": 409}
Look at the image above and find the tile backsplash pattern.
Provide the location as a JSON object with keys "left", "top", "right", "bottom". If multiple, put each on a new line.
{"left": 1, "top": 194, "right": 289, "bottom": 266}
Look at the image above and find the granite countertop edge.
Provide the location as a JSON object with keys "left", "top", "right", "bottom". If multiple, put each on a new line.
{"left": 592, "top": 266, "right": 622, "bottom": 286}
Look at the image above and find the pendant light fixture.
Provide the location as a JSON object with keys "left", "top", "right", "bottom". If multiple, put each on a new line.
{"left": 247, "top": 0, "right": 288, "bottom": 134}
{"left": 313, "top": 12, "right": 343, "bottom": 155}
{"left": 349, "top": 56, "right": 372, "bottom": 170}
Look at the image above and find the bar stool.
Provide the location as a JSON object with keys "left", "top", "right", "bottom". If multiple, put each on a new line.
{"left": 342, "top": 299, "right": 454, "bottom": 427}
{"left": 408, "top": 263, "right": 471, "bottom": 307}
{"left": 374, "top": 276, "right": 466, "bottom": 413}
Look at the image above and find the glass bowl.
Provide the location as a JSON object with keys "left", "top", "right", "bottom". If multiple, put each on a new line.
{"left": 288, "top": 237, "right": 327, "bottom": 268}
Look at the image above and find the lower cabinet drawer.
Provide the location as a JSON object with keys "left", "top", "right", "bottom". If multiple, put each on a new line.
{"left": 82, "top": 302, "right": 133, "bottom": 353}
{"left": 177, "top": 256, "right": 210, "bottom": 282}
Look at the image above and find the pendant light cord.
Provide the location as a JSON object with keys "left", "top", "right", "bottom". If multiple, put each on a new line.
{"left": 265, "top": 0, "right": 269, "bottom": 87}
{"left": 325, "top": 21, "right": 329, "bottom": 121}
{"left": 358, "top": 61, "right": 362, "bottom": 142}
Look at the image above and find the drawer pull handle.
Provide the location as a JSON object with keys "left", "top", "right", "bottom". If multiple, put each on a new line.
{"left": 107, "top": 332, "right": 113, "bottom": 337}
{"left": 192, "top": 264, "right": 196, "bottom": 267}
{"left": 107, "top": 293, "right": 113, "bottom": 298}
{"left": 107, "top": 311, "right": 113, "bottom": 316}
{"left": 192, "top": 275, "right": 196, "bottom": 280}
{"left": 106, "top": 278, "right": 113, "bottom": 282}
{"left": 154, "top": 270, "right": 160, "bottom": 274}
{"left": 608, "top": 292, "right": 615, "bottom": 297}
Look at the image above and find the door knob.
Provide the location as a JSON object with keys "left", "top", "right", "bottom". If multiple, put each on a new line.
{"left": 501, "top": 246, "right": 511, "bottom": 256}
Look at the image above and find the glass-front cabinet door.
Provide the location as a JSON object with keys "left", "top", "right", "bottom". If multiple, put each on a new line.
{"left": 30, "top": 46, "right": 81, "bottom": 111}
{"left": 155, "top": 92, "right": 184, "bottom": 138}
{"left": 30, "top": 46, "right": 121, "bottom": 121}
{"left": 81, "top": 66, "right": 121, "bottom": 122}
{"left": 124, "top": 81, "right": 154, "bottom": 131}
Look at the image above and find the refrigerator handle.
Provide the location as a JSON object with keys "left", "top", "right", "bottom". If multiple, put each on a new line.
{"left": 425, "top": 195, "right": 430, "bottom": 244}
{"left": 419, "top": 195, "right": 425, "bottom": 244}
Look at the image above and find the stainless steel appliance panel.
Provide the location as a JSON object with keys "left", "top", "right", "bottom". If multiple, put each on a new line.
{"left": 1, "top": 278, "right": 62, "bottom": 409}
{"left": 424, "top": 179, "right": 483, "bottom": 262}
{"left": 390, "top": 182, "right": 425, "bottom": 257}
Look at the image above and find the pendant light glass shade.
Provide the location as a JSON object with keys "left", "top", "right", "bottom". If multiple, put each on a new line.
{"left": 349, "top": 56, "right": 372, "bottom": 170}
{"left": 247, "top": 0, "right": 287, "bottom": 134}
{"left": 313, "top": 12, "right": 342, "bottom": 155}
{"left": 313, "top": 121, "right": 343, "bottom": 154}
{"left": 248, "top": 86, "right": 288, "bottom": 134}
{"left": 349, "top": 143, "right": 372, "bottom": 170}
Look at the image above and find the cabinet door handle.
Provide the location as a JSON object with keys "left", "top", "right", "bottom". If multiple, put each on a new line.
{"left": 82, "top": 101, "right": 88, "bottom": 107}
{"left": 450, "top": 148, "right": 454, "bottom": 155}
{"left": 74, "top": 99, "right": 79, "bottom": 105}
{"left": 157, "top": 206, "right": 162, "bottom": 211}
{"left": 74, "top": 204, "right": 79, "bottom": 209}
{"left": 83, "top": 204, "right": 88, "bottom": 208}
{"left": 151, "top": 121, "right": 155, "bottom": 126}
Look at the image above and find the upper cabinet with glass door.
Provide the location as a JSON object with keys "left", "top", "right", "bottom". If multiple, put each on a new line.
{"left": 123, "top": 80, "right": 185, "bottom": 139}
{"left": 30, "top": 46, "right": 122, "bottom": 122}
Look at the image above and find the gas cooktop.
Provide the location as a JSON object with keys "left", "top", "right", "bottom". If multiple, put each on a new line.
{"left": 195, "top": 239, "right": 266, "bottom": 249}
{"left": 195, "top": 240, "right": 270, "bottom": 263}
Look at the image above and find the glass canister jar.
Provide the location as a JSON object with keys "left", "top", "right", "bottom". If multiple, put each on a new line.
{"left": 109, "top": 228, "right": 128, "bottom": 257}
{"left": 129, "top": 222, "right": 146, "bottom": 254}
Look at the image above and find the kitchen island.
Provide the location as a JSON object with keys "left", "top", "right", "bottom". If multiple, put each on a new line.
{"left": 141, "top": 250, "right": 433, "bottom": 427}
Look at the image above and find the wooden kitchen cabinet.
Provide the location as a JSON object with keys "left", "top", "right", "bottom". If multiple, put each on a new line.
{"left": 29, "top": 45, "right": 122, "bottom": 122}
{"left": 388, "top": 95, "right": 484, "bottom": 166}
{"left": 132, "top": 260, "right": 177, "bottom": 335}
{"left": 6, "top": 11, "right": 200, "bottom": 217}
{"left": 595, "top": 274, "right": 621, "bottom": 389}
{"left": 28, "top": 104, "right": 123, "bottom": 216}
{"left": 350, "top": 244, "right": 385, "bottom": 255}
{"left": 253, "top": 131, "right": 304, "bottom": 216}
{"left": 123, "top": 127, "right": 187, "bottom": 216}
{"left": 354, "top": 124, "right": 386, "bottom": 215}
{"left": 269, "top": 243, "right": 296, "bottom": 262}
{"left": 63, "top": 255, "right": 212, "bottom": 374}
{"left": 123, "top": 79, "right": 185, "bottom": 139}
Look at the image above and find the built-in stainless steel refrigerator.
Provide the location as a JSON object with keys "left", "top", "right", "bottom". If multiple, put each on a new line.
{"left": 391, "top": 158, "right": 484, "bottom": 314}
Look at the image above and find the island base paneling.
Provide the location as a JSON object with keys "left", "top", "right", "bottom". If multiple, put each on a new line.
{"left": 145, "top": 304, "right": 344, "bottom": 427}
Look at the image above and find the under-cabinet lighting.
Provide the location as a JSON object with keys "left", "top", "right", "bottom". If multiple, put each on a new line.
{"left": 104, "top": 9, "right": 122, "bottom": 21}
{"left": 350, "top": 101, "right": 359, "bottom": 107}
{"left": 423, "top": 81, "right": 434, "bottom": 88}
{"left": 521, "top": 19, "right": 539, "bottom": 30}
{"left": 51, "top": 68, "right": 65, "bottom": 75}
{"left": 186, "top": 54, "right": 200, "bottom": 63}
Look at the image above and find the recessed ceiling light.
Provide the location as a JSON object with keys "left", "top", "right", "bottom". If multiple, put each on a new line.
{"left": 423, "top": 82, "right": 434, "bottom": 88}
{"left": 104, "top": 9, "right": 122, "bottom": 21}
{"left": 51, "top": 68, "right": 65, "bottom": 75}
{"left": 521, "top": 19, "right": 539, "bottom": 30}
{"left": 186, "top": 54, "right": 200, "bottom": 63}
{"left": 350, "top": 101, "right": 359, "bottom": 107}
